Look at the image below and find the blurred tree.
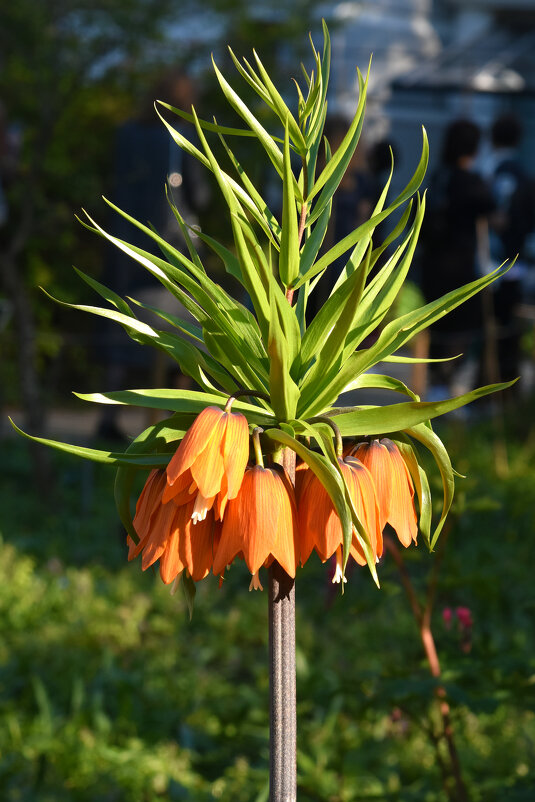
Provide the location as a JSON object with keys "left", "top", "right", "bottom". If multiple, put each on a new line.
{"left": 0, "top": 0, "right": 323, "bottom": 481}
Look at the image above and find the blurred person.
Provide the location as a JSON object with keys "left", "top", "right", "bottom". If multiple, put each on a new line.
{"left": 96, "top": 69, "right": 210, "bottom": 441}
{"left": 483, "top": 113, "right": 535, "bottom": 383}
{"left": 418, "top": 119, "right": 495, "bottom": 397}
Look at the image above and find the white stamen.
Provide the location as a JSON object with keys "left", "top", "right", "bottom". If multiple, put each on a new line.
{"left": 332, "top": 562, "right": 347, "bottom": 585}
{"left": 191, "top": 492, "right": 210, "bottom": 524}
{"left": 249, "top": 572, "right": 264, "bottom": 591}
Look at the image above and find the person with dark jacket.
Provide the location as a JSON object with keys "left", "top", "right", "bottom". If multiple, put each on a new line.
{"left": 418, "top": 119, "right": 495, "bottom": 391}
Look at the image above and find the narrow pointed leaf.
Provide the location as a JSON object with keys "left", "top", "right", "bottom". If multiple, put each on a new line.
{"left": 325, "top": 380, "right": 516, "bottom": 437}
{"left": 74, "top": 388, "right": 276, "bottom": 424}
{"left": 9, "top": 418, "right": 171, "bottom": 467}
{"left": 279, "top": 123, "right": 300, "bottom": 287}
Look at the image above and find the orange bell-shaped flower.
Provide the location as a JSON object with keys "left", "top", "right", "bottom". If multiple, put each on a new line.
{"left": 298, "top": 457, "right": 382, "bottom": 581}
{"left": 163, "top": 405, "right": 249, "bottom": 523}
{"left": 350, "top": 438, "right": 417, "bottom": 547}
{"left": 128, "top": 468, "right": 218, "bottom": 584}
{"left": 212, "top": 464, "right": 298, "bottom": 584}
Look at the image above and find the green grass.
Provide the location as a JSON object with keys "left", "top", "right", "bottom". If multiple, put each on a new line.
{"left": 1, "top": 402, "right": 535, "bottom": 800}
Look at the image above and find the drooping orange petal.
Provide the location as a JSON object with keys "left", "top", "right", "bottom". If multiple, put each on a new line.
{"left": 247, "top": 467, "right": 282, "bottom": 575}
{"left": 141, "top": 501, "right": 177, "bottom": 571}
{"left": 179, "top": 503, "right": 218, "bottom": 581}
{"left": 221, "top": 411, "right": 250, "bottom": 499}
{"left": 134, "top": 470, "right": 167, "bottom": 539}
{"left": 162, "top": 468, "right": 195, "bottom": 504}
{"left": 166, "top": 407, "right": 223, "bottom": 485}
{"left": 351, "top": 440, "right": 392, "bottom": 530}
{"left": 189, "top": 414, "right": 227, "bottom": 498}
{"left": 381, "top": 439, "right": 417, "bottom": 547}
{"left": 344, "top": 457, "right": 382, "bottom": 564}
{"left": 159, "top": 525, "right": 184, "bottom": 584}
{"left": 214, "top": 474, "right": 229, "bottom": 521}
{"left": 213, "top": 467, "right": 278, "bottom": 577}
{"left": 212, "top": 469, "right": 255, "bottom": 576}
{"left": 271, "top": 468, "right": 298, "bottom": 578}
{"left": 298, "top": 469, "right": 343, "bottom": 565}
{"left": 294, "top": 460, "right": 308, "bottom": 504}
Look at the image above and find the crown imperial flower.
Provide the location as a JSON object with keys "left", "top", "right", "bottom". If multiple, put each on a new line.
{"left": 298, "top": 457, "right": 382, "bottom": 582}
{"left": 350, "top": 439, "right": 418, "bottom": 547}
{"left": 163, "top": 406, "right": 250, "bottom": 522}
{"left": 212, "top": 464, "right": 298, "bottom": 586}
{"left": 129, "top": 468, "right": 218, "bottom": 584}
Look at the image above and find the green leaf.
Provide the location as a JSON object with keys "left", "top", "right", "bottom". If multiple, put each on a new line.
{"left": 279, "top": 122, "right": 300, "bottom": 288}
{"left": 156, "top": 107, "right": 280, "bottom": 240}
{"left": 81, "top": 210, "right": 268, "bottom": 388}
{"left": 128, "top": 296, "right": 204, "bottom": 344}
{"left": 73, "top": 267, "right": 135, "bottom": 318}
{"left": 251, "top": 49, "right": 308, "bottom": 154}
{"left": 296, "top": 127, "right": 429, "bottom": 286}
{"left": 325, "top": 381, "right": 516, "bottom": 437}
{"left": 342, "top": 195, "right": 426, "bottom": 354}
{"left": 102, "top": 197, "right": 267, "bottom": 363}
{"left": 402, "top": 424, "right": 456, "bottom": 548}
{"left": 306, "top": 65, "right": 369, "bottom": 218}
{"left": 74, "top": 388, "right": 276, "bottom": 425}
{"left": 268, "top": 284, "right": 300, "bottom": 420}
{"left": 114, "top": 466, "right": 140, "bottom": 542}
{"left": 228, "top": 48, "right": 274, "bottom": 107}
{"left": 218, "top": 133, "right": 281, "bottom": 241}
{"left": 300, "top": 241, "right": 370, "bottom": 384}
{"left": 330, "top": 155, "right": 395, "bottom": 295}
{"left": 301, "top": 261, "right": 512, "bottom": 416}
{"left": 194, "top": 229, "right": 243, "bottom": 284}
{"left": 9, "top": 418, "right": 171, "bottom": 467}
{"left": 157, "top": 100, "right": 258, "bottom": 137}
{"left": 298, "top": 195, "right": 332, "bottom": 282}
{"left": 211, "top": 58, "right": 287, "bottom": 185}
{"left": 349, "top": 261, "right": 511, "bottom": 379}
{"left": 341, "top": 373, "right": 420, "bottom": 402}
{"left": 182, "top": 573, "right": 196, "bottom": 620}
{"left": 391, "top": 436, "right": 432, "bottom": 548}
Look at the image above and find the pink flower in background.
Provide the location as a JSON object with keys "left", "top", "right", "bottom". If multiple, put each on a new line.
{"left": 456, "top": 607, "right": 473, "bottom": 630}
{"left": 442, "top": 607, "right": 453, "bottom": 629}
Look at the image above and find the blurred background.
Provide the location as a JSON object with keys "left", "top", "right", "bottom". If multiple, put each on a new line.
{"left": 1, "top": 1, "right": 535, "bottom": 800}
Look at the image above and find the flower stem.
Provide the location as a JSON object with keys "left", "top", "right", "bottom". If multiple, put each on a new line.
{"left": 224, "top": 389, "right": 270, "bottom": 412}
{"left": 253, "top": 427, "right": 264, "bottom": 468}
{"left": 384, "top": 533, "right": 468, "bottom": 802}
{"left": 306, "top": 415, "right": 344, "bottom": 458}
{"left": 268, "top": 446, "right": 296, "bottom": 801}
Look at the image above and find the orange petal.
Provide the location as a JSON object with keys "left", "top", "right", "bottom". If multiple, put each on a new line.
{"left": 189, "top": 414, "right": 227, "bottom": 498}
{"left": 382, "top": 439, "right": 417, "bottom": 547}
{"left": 344, "top": 457, "right": 382, "bottom": 564}
{"left": 134, "top": 470, "right": 166, "bottom": 539}
{"left": 294, "top": 460, "right": 309, "bottom": 504}
{"left": 162, "top": 468, "right": 195, "bottom": 504}
{"left": 298, "top": 469, "right": 342, "bottom": 564}
{"left": 166, "top": 407, "right": 223, "bottom": 485}
{"left": 351, "top": 440, "right": 392, "bottom": 530}
{"left": 141, "top": 502, "right": 176, "bottom": 570}
{"left": 212, "top": 470, "right": 253, "bottom": 576}
{"left": 221, "top": 412, "right": 250, "bottom": 499}
{"left": 271, "top": 468, "right": 298, "bottom": 577}
{"left": 159, "top": 526, "right": 185, "bottom": 584}
{"left": 179, "top": 505, "right": 217, "bottom": 581}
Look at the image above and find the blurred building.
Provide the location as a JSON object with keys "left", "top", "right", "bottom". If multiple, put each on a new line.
{"left": 324, "top": 0, "right": 535, "bottom": 189}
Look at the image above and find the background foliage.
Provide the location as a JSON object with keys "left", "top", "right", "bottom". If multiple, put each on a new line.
{"left": 2, "top": 402, "right": 534, "bottom": 801}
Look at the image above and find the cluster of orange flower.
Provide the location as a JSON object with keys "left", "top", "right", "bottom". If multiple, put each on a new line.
{"left": 128, "top": 407, "right": 418, "bottom": 590}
